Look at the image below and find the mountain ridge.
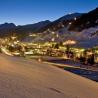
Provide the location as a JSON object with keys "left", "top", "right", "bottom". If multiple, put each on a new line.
{"left": 0, "top": 7, "right": 98, "bottom": 41}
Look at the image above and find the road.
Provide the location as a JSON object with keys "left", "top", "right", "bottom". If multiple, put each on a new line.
{"left": 0, "top": 54, "right": 98, "bottom": 98}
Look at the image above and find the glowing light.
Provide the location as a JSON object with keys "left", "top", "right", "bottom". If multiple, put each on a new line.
{"left": 51, "top": 31, "right": 55, "bottom": 34}
{"left": 63, "top": 40, "right": 76, "bottom": 45}
{"left": 29, "top": 34, "right": 37, "bottom": 37}
{"left": 11, "top": 36, "right": 16, "bottom": 40}
{"left": 69, "top": 22, "right": 72, "bottom": 25}
{"left": 51, "top": 38, "right": 55, "bottom": 42}
{"left": 74, "top": 17, "right": 77, "bottom": 21}
{"left": 56, "top": 34, "right": 59, "bottom": 38}
{"left": 47, "top": 29, "right": 50, "bottom": 32}
{"left": 62, "top": 24, "right": 64, "bottom": 27}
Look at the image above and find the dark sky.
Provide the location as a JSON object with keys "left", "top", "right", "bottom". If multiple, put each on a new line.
{"left": 0, "top": 0, "right": 98, "bottom": 25}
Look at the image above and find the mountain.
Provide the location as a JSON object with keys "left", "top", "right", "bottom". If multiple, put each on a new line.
{"left": 56, "top": 13, "right": 81, "bottom": 21}
{"left": 0, "top": 23, "right": 16, "bottom": 30}
{"left": 69, "top": 7, "right": 98, "bottom": 31}
{"left": 0, "top": 23, "right": 16, "bottom": 37}
{"left": 31, "top": 8, "right": 98, "bottom": 48}
{"left": 0, "top": 13, "right": 82, "bottom": 38}
{"left": 1, "top": 7, "right": 98, "bottom": 47}
{"left": 16, "top": 20, "right": 51, "bottom": 33}
{"left": 0, "top": 20, "right": 51, "bottom": 38}
{"left": 39, "top": 13, "right": 82, "bottom": 32}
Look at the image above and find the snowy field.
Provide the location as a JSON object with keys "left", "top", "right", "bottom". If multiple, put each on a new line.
{"left": 0, "top": 54, "right": 98, "bottom": 98}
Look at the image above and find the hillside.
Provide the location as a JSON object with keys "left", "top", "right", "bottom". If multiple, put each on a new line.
{"left": 39, "top": 13, "right": 82, "bottom": 32}
{"left": 69, "top": 7, "right": 98, "bottom": 31}
{"left": 0, "top": 20, "right": 51, "bottom": 38}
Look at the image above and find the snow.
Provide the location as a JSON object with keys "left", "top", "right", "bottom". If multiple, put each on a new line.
{"left": 24, "top": 25, "right": 98, "bottom": 49}
{"left": 0, "top": 54, "right": 98, "bottom": 98}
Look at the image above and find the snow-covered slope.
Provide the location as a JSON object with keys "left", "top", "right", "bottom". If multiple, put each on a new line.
{"left": 31, "top": 26, "right": 98, "bottom": 48}
{"left": 0, "top": 54, "right": 98, "bottom": 98}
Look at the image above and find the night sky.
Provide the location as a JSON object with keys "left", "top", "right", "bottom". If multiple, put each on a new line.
{"left": 0, "top": 0, "right": 98, "bottom": 25}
